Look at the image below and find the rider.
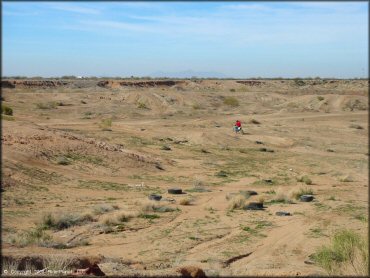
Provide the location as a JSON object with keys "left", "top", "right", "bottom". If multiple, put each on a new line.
{"left": 234, "top": 120, "right": 242, "bottom": 133}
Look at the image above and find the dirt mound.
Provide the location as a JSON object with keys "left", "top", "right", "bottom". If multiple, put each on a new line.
{"left": 2, "top": 123, "right": 164, "bottom": 175}
{"left": 277, "top": 95, "right": 368, "bottom": 113}
{"left": 1, "top": 80, "right": 68, "bottom": 89}
{"left": 97, "top": 80, "right": 185, "bottom": 89}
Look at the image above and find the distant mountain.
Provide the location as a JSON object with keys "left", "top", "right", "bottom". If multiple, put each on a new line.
{"left": 150, "top": 70, "right": 228, "bottom": 78}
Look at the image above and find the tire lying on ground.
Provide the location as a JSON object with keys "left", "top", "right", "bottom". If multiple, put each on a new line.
{"left": 300, "top": 195, "right": 314, "bottom": 202}
{"left": 148, "top": 194, "right": 162, "bottom": 201}
{"left": 276, "top": 211, "right": 291, "bottom": 216}
{"left": 168, "top": 188, "right": 183, "bottom": 194}
{"left": 244, "top": 202, "right": 264, "bottom": 210}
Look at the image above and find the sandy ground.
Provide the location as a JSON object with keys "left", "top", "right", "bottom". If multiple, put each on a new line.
{"left": 1, "top": 79, "right": 368, "bottom": 276}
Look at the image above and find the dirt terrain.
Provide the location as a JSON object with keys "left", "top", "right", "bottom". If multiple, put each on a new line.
{"left": 1, "top": 78, "right": 368, "bottom": 276}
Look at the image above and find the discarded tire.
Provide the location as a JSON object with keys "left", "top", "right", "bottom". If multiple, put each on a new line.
{"left": 276, "top": 211, "right": 291, "bottom": 216}
{"left": 168, "top": 188, "right": 183, "bottom": 194}
{"left": 300, "top": 195, "right": 314, "bottom": 202}
{"left": 148, "top": 194, "right": 162, "bottom": 201}
{"left": 255, "top": 141, "right": 263, "bottom": 144}
{"left": 259, "top": 148, "right": 267, "bottom": 152}
{"left": 244, "top": 202, "right": 264, "bottom": 210}
{"left": 264, "top": 179, "right": 273, "bottom": 183}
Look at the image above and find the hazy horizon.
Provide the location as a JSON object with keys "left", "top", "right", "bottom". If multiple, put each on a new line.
{"left": 3, "top": 1, "right": 369, "bottom": 78}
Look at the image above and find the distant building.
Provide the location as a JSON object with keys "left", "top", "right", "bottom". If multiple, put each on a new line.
{"left": 76, "top": 76, "right": 83, "bottom": 79}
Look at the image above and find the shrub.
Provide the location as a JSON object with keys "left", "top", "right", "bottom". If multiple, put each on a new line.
{"left": 36, "top": 102, "right": 58, "bottom": 109}
{"left": 290, "top": 187, "right": 313, "bottom": 200}
{"left": 192, "top": 103, "right": 202, "bottom": 110}
{"left": 179, "top": 197, "right": 193, "bottom": 206}
{"left": 1, "top": 104, "right": 13, "bottom": 116}
{"left": 270, "top": 188, "right": 292, "bottom": 203}
{"left": 139, "top": 200, "right": 175, "bottom": 213}
{"left": 9, "top": 227, "right": 52, "bottom": 247}
{"left": 139, "top": 214, "right": 160, "bottom": 219}
{"left": 230, "top": 88, "right": 236, "bottom": 92}
{"left": 228, "top": 195, "right": 246, "bottom": 211}
{"left": 56, "top": 156, "right": 70, "bottom": 165}
{"left": 100, "top": 118, "right": 112, "bottom": 130}
{"left": 137, "top": 101, "right": 148, "bottom": 109}
{"left": 223, "top": 96, "right": 239, "bottom": 107}
{"left": 312, "top": 229, "right": 368, "bottom": 275}
{"left": 294, "top": 79, "right": 305, "bottom": 86}
{"left": 317, "top": 96, "right": 325, "bottom": 101}
{"left": 92, "top": 204, "right": 119, "bottom": 215}
{"left": 41, "top": 212, "right": 94, "bottom": 230}
{"left": 298, "top": 175, "right": 312, "bottom": 185}
{"left": 42, "top": 255, "right": 76, "bottom": 271}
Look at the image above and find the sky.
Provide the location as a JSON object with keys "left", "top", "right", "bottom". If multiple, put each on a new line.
{"left": 2, "top": 1, "right": 369, "bottom": 78}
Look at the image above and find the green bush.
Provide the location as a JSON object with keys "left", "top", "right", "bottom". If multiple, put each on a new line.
{"left": 1, "top": 104, "right": 13, "bottom": 116}
{"left": 223, "top": 97, "right": 239, "bottom": 107}
{"left": 312, "top": 229, "right": 368, "bottom": 275}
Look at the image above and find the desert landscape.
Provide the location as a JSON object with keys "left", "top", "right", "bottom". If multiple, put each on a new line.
{"left": 1, "top": 78, "right": 368, "bottom": 276}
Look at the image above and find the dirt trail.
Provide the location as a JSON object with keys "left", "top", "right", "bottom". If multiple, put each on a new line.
{"left": 2, "top": 79, "right": 368, "bottom": 276}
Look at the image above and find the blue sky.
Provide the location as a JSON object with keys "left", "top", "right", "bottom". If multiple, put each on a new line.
{"left": 3, "top": 1, "right": 368, "bottom": 78}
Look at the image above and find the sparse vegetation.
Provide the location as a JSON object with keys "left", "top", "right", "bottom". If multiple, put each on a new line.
{"left": 317, "top": 96, "right": 325, "bottom": 101}
{"left": 100, "top": 118, "right": 112, "bottom": 131}
{"left": 223, "top": 96, "right": 239, "bottom": 107}
{"left": 290, "top": 187, "right": 314, "bottom": 200}
{"left": 137, "top": 101, "right": 149, "bottom": 109}
{"left": 36, "top": 101, "right": 58, "bottom": 109}
{"left": 56, "top": 156, "right": 71, "bottom": 165}
{"left": 1, "top": 104, "right": 13, "bottom": 115}
{"left": 228, "top": 195, "right": 247, "bottom": 211}
{"left": 40, "top": 212, "right": 94, "bottom": 230}
{"left": 312, "top": 229, "right": 368, "bottom": 275}
{"left": 297, "top": 175, "right": 313, "bottom": 185}
{"left": 179, "top": 197, "right": 193, "bottom": 206}
{"left": 92, "top": 204, "right": 119, "bottom": 215}
{"left": 8, "top": 227, "right": 52, "bottom": 247}
{"left": 192, "top": 103, "right": 202, "bottom": 110}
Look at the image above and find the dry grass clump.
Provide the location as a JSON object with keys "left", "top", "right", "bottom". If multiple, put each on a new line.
{"left": 179, "top": 197, "right": 193, "bottom": 206}
{"left": 228, "top": 195, "right": 247, "bottom": 211}
{"left": 289, "top": 186, "right": 314, "bottom": 200}
{"left": 272, "top": 187, "right": 293, "bottom": 203}
{"left": 116, "top": 211, "right": 138, "bottom": 222}
{"left": 8, "top": 227, "right": 52, "bottom": 247}
{"left": 93, "top": 204, "right": 120, "bottom": 215}
{"left": 42, "top": 254, "right": 77, "bottom": 271}
{"left": 138, "top": 200, "right": 175, "bottom": 213}
{"left": 223, "top": 96, "right": 239, "bottom": 107}
{"left": 312, "top": 229, "right": 368, "bottom": 275}
{"left": 297, "top": 175, "right": 313, "bottom": 185}
{"left": 1, "top": 104, "right": 13, "bottom": 116}
{"left": 100, "top": 118, "right": 112, "bottom": 131}
{"left": 40, "top": 212, "right": 94, "bottom": 230}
